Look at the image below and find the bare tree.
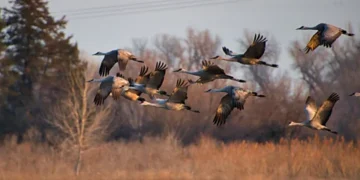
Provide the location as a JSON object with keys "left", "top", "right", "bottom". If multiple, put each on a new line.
{"left": 184, "top": 28, "right": 221, "bottom": 70}
{"left": 132, "top": 38, "right": 148, "bottom": 56}
{"left": 46, "top": 62, "right": 113, "bottom": 175}
{"left": 289, "top": 40, "right": 331, "bottom": 95}
{"left": 289, "top": 25, "right": 360, "bottom": 139}
{"left": 154, "top": 33, "right": 185, "bottom": 68}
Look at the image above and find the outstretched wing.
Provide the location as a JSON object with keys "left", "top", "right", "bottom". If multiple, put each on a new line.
{"left": 304, "top": 31, "right": 322, "bottom": 53}
{"left": 243, "top": 34, "right": 267, "bottom": 59}
{"left": 312, "top": 93, "right": 339, "bottom": 125}
{"left": 222, "top": 46, "right": 237, "bottom": 56}
{"left": 146, "top": 61, "right": 167, "bottom": 89}
{"left": 201, "top": 60, "right": 225, "bottom": 75}
{"left": 136, "top": 66, "right": 150, "bottom": 84}
{"left": 304, "top": 96, "right": 318, "bottom": 120}
{"left": 213, "top": 94, "right": 235, "bottom": 126}
{"left": 99, "top": 51, "right": 118, "bottom": 76}
{"left": 167, "top": 79, "right": 189, "bottom": 104}
{"left": 127, "top": 66, "right": 150, "bottom": 96}
{"left": 94, "top": 81, "right": 113, "bottom": 106}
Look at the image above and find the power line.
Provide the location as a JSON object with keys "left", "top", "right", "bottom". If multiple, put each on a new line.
{"left": 55, "top": 0, "right": 232, "bottom": 17}
{"left": 52, "top": 0, "right": 178, "bottom": 14}
{"left": 55, "top": 0, "right": 197, "bottom": 16}
{"left": 62, "top": 0, "right": 240, "bottom": 20}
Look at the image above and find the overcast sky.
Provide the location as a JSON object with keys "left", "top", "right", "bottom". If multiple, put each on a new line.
{"left": 1, "top": 0, "right": 359, "bottom": 79}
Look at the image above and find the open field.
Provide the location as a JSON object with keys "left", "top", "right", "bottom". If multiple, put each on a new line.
{"left": 1, "top": 1, "right": 360, "bottom": 180}
{"left": 0, "top": 135, "right": 359, "bottom": 180}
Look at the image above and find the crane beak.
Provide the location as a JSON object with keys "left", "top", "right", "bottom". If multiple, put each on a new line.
{"left": 210, "top": 55, "right": 219, "bottom": 59}
{"left": 296, "top": 26, "right": 304, "bottom": 30}
{"left": 205, "top": 89, "right": 212, "bottom": 92}
{"left": 86, "top": 79, "right": 94, "bottom": 82}
{"left": 173, "top": 68, "right": 182, "bottom": 72}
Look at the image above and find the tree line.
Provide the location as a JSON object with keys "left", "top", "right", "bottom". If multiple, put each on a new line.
{"left": 0, "top": 0, "right": 359, "bottom": 148}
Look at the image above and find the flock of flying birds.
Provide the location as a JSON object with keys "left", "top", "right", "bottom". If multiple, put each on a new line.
{"left": 88, "top": 23, "right": 358, "bottom": 135}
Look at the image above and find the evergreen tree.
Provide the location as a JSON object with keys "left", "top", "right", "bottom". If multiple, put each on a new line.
{"left": 0, "top": 0, "right": 85, "bottom": 142}
{"left": 0, "top": 10, "right": 10, "bottom": 139}
{"left": 0, "top": 11, "right": 4, "bottom": 53}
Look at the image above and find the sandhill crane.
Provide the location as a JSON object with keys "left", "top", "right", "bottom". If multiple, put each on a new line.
{"left": 296, "top": 23, "right": 354, "bottom": 53}
{"left": 173, "top": 60, "right": 246, "bottom": 84}
{"left": 288, "top": 93, "right": 339, "bottom": 134}
{"left": 205, "top": 86, "right": 265, "bottom": 126}
{"left": 349, "top": 92, "right": 360, "bottom": 97}
{"left": 210, "top": 34, "right": 278, "bottom": 68}
{"left": 140, "top": 79, "right": 200, "bottom": 113}
{"left": 93, "top": 49, "right": 144, "bottom": 76}
{"left": 131, "top": 61, "right": 170, "bottom": 99}
{"left": 87, "top": 73, "right": 145, "bottom": 106}
{"left": 119, "top": 66, "right": 150, "bottom": 102}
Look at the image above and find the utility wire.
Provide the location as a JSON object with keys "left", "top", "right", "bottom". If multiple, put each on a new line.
{"left": 52, "top": 0, "right": 240, "bottom": 20}
{"left": 52, "top": 0, "right": 182, "bottom": 14}
{"left": 55, "top": 0, "right": 197, "bottom": 16}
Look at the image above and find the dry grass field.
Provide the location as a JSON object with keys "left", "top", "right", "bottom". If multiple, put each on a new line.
{"left": 0, "top": 135, "right": 359, "bottom": 180}
{"left": 1, "top": 1, "right": 360, "bottom": 180}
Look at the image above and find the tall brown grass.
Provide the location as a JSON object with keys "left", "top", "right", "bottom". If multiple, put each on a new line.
{"left": 0, "top": 134, "right": 359, "bottom": 180}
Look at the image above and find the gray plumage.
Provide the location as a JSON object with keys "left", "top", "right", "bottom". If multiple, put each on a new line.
{"left": 289, "top": 93, "right": 340, "bottom": 134}
{"left": 140, "top": 79, "right": 199, "bottom": 113}
{"left": 296, "top": 23, "right": 354, "bottom": 53}
{"left": 93, "top": 49, "right": 144, "bottom": 76}
{"left": 133, "top": 61, "right": 169, "bottom": 99}
{"left": 205, "top": 86, "right": 266, "bottom": 126}
{"left": 87, "top": 73, "right": 144, "bottom": 106}
{"left": 173, "top": 60, "right": 246, "bottom": 84}
{"left": 210, "top": 34, "right": 278, "bottom": 68}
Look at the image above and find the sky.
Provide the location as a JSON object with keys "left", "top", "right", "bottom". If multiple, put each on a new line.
{"left": 1, "top": 0, "right": 359, "bottom": 79}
